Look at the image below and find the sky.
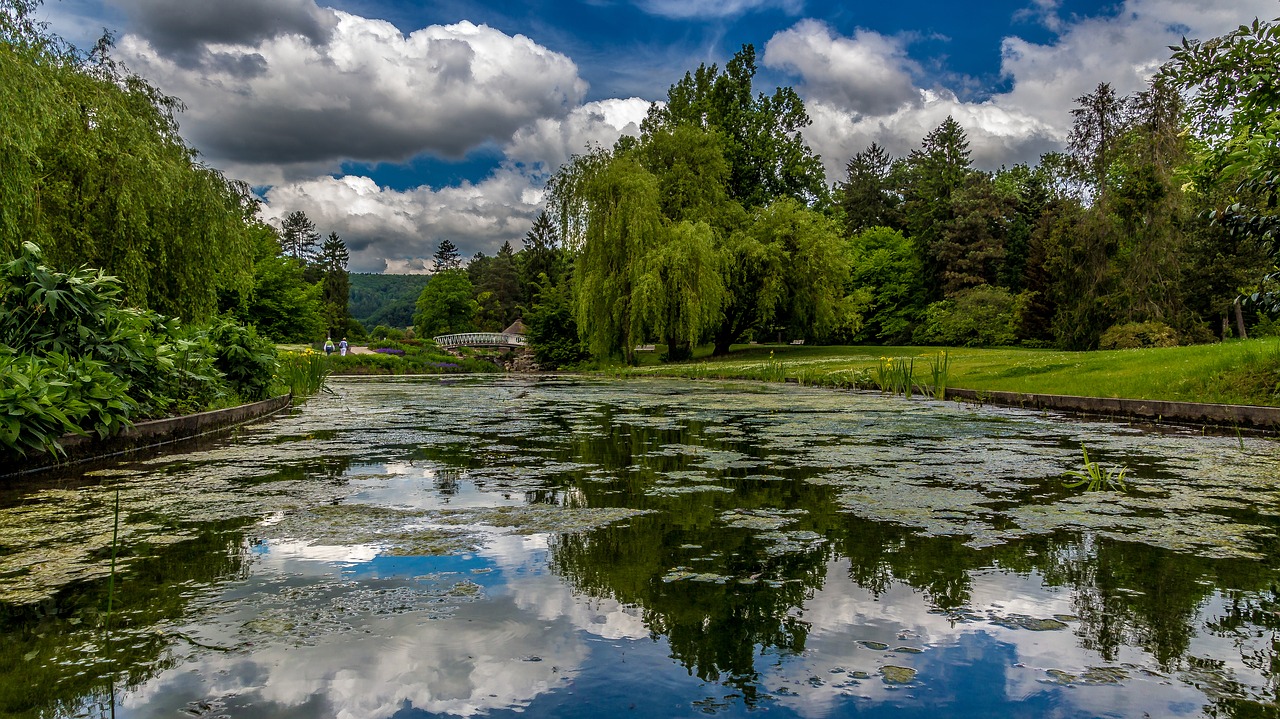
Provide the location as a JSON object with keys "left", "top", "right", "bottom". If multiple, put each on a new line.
{"left": 35, "top": 0, "right": 1279, "bottom": 273}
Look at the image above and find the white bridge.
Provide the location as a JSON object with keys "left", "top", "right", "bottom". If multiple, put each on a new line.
{"left": 433, "top": 332, "right": 527, "bottom": 349}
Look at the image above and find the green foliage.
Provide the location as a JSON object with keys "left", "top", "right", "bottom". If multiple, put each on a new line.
{"left": 413, "top": 268, "right": 477, "bottom": 338}
{"left": 914, "top": 285, "right": 1029, "bottom": 347}
{"left": 1063, "top": 445, "right": 1128, "bottom": 492}
{"left": 207, "top": 318, "right": 277, "bottom": 402}
{"left": 874, "top": 356, "right": 916, "bottom": 398}
{"left": 273, "top": 349, "right": 330, "bottom": 397}
{"left": 0, "top": 351, "right": 134, "bottom": 457}
{"left": 1099, "top": 321, "right": 1179, "bottom": 350}
{"left": 224, "top": 223, "right": 325, "bottom": 343}
{"left": 634, "top": 221, "right": 725, "bottom": 361}
{"left": 319, "top": 231, "right": 350, "bottom": 339}
{"left": 845, "top": 227, "right": 925, "bottom": 343}
{"left": 524, "top": 274, "right": 590, "bottom": 370}
{"left": 644, "top": 44, "right": 827, "bottom": 207}
{"left": 0, "top": 19, "right": 254, "bottom": 320}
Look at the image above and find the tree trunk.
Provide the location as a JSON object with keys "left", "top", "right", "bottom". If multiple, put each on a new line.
{"left": 1235, "top": 298, "right": 1249, "bottom": 340}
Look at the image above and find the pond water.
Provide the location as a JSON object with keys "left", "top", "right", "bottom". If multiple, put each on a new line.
{"left": 3, "top": 376, "right": 1280, "bottom": 719}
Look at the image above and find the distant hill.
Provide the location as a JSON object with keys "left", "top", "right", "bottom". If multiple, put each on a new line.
{"left": 349, "top": 273, "right": 430, "bottom": 330}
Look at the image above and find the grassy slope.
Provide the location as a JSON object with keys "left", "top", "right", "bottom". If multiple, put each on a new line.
{"left": 617, "top": 339, "right": 1280, "bottom": 407}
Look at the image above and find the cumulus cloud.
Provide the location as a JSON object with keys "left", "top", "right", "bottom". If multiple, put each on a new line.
{"left": 505, "top": 97, "right": 652, "bottom": 173}
{"left": 256, "top": 98, "right": 652, "bottom": 268}
{"left": 115, "top": 12, "right": 587, "bottom": 174}
{"left": 108, "top": 0, "right": 336, "bottom": 64}
{"left": 260, "top": 171, "right": 546, "bottom": 273}
{"left": 763, "top": 20, "right": 919, "bottom": 116}
{"left": 633, "top": 0, "right": 802, "bottom": 19}
{"left": 767, "top": 0, "right": 1276, "bottom": 179}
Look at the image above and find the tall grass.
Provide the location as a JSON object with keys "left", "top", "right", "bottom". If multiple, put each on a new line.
{"left": 274, "top": 350, "right": 330, "bottom": 398}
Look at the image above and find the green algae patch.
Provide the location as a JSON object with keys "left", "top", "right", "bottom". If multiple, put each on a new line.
{"left": 720, "top": 508, "right": 807, "bottom": 531}
{"left": 266, "top": 504, "right": 483, "bottom": 556}
{"left": 859, "top": 641, "right": 889, "bottom": 650}
{"left": 432, "top": 504, "right": 653, "bottom": 535}
{"left": 990, "top": 614, "right": 1068, "bottom": 631}
{"left": 880, "top": 665, "right": 917, "bottom": 684}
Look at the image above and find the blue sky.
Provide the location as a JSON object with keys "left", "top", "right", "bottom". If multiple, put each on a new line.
{"left": 38, "top": 0, "right": 1276, "bottom": 272}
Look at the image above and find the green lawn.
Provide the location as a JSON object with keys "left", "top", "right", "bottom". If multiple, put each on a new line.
{"left": 614, "top": 339, "right": 1280, "bottom": 407}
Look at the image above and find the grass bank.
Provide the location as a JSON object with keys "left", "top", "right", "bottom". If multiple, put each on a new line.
{"left": 609, "top": 339, "right": 1280, "bottom": 407}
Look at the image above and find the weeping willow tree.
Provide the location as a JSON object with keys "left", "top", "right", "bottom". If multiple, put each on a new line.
{"left": 549, "top": 150, "right": 726, "bottom": 364}
{"left": 0, "top": 0, "right": 254, "bottom": 320}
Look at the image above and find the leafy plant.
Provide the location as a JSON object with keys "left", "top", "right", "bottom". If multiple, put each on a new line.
{"left": 926, "top": 350, "right": 950, "bottom": 399}
{"left": 0, "top": 351, "right": 135, "bottom": 457}
{"left": 207, "top": 318, "right": 278, "bottom": 401}
{"left": 875, "top": 356, "right": 916, "bottom": 398}
{"left": 273, "top": 349, "right": 330, "bottom": 398}
{"left": 1063, "top": 444, "right": 1129, "bottom": 492}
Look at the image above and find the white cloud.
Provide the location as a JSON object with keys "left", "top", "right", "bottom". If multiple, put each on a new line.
{"left": 261, "top": 171, "right": 545, "bottom": 272}
{"left": 763, "top": 20, "right": 920, "bottom": 116}
{"left": 633, "top": 0, "right": 803, "bottom": 20}
{"left": 256, "top": 98, "right": 651, "bottom": 268}
{"left": 505, "top": 97, "right": 652, "bottom": 174}
{"left": 768, "top": 0, "right": 1277, "bottom": 181}
{"left": 115, "top": 11, "right": 587, "bottom": 175}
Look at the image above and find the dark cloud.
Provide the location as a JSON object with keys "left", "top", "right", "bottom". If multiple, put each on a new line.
{"left": 110, "top": 0, "right": 336, "bottom": 63}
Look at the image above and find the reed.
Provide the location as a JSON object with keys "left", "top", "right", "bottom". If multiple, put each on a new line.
{"left": 1062, "top": 444, "right": 1128, "bottom": 492}
{"left": 274, "top": 350, "right": 331, "bottom": 398}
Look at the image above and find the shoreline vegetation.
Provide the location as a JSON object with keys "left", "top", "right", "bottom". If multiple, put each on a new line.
{"left": 605, "top": 339, "right": 1280, "bottom": 409}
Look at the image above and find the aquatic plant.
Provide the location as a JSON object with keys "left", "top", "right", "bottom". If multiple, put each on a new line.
{"left": 875, "top": 356, "right": 916, "bottom": 398}
{"left": 1062, "top": 444, "right": 1128, "bottom": 492}
{"left": 765, "top": 351, "right": 785, "bottom": 382}
{"left": 927, "top": 350, "right": 950, "bottom": 399}
{"left": 274, "top": 349, "right": 330, "bottom": 398}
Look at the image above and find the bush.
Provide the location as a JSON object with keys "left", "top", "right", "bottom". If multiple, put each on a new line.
{"left": 912, "top": 285, "right": 1030, "bottom": 347}
{"left": 0, "top": 352, "right": 135, "bottom": 457}
{"left": 1099, "top": 322, "right": 1179, "bottom": 350}
{"left": 207, "top": 318, "right": 278, "bottom": 401}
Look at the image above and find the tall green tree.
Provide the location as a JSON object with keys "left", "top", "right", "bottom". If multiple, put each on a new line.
{"left": 633, "top": 221, "right": 724, "bottom": 361}
{"left": 319, "top": 231, "right": 350, "bottom": 339}
{"left": 413, "top": 268, "right": 476, "bottom": 338}
{"left": 835, "top": 143, "right": 903, "bottom": 236}
{"left": 712, "top": 199, "right": 849, "bottom": 353}
{"left": 432, "top": 238, "right": 462, "bottom": 272}
{"left": 903, "top": 116, "right": 974, "bottom": 299}
{"left": 0, "top": 5, "right": 254, "bottom": 320}
{"left": 845, "top": 226, "right": 925, "bottom": 344}
{"left": 571, "top": 155, "right": 664, "bottom": 363}
{"left": 280, "top": 210, "right": 320, "bottom": 265}
{"left": 643, "top": 44, "right": 827, "bottom": 208}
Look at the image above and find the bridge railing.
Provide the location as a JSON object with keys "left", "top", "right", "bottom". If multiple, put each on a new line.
{"left": 433, "top": 332, "right": 527, "bottom": 348}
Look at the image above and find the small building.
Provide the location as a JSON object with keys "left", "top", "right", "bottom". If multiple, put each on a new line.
{"left": 502, "top": 319, "right": 527, "bottom": 337}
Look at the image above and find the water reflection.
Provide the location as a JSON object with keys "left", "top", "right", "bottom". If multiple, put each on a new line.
{"left": 1, "top": 377, "right": 1279, "bottom": 718}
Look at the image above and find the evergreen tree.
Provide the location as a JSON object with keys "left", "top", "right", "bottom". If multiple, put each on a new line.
{"left": 1068, "top": 83, "right": 1126, "bottom": 192}
{"left": 835, "top": 143, "right": 902, "bottom": 236}
{"left": 903, "top": 116, "right": 974, "bottom": 299}
{"left": 432, "top": 238, "right": 462, "bottom": 272}
{"left": 280, "top": 211, "right": 320, "bottom": 264}
{"left": 319, "top": 231, "right": 350, "bottom": 339}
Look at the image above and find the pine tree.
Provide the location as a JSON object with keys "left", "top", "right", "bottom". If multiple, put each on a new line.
{"left": 319, "top": 231, "right": 350, "bottom": 338}
{"left": 280, "top": 210, "right": 320, "bottom": 263}
{"left": 903, "top": 116, "right": 974, "bottom": 299}
{"left": 836, "top": 143, "right": 902, "bottom": 236}
{"left": 432, "top": 238, "right": 461, "bottom": 272}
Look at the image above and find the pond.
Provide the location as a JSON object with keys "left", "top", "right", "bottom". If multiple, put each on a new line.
{"left": 3, "top": 376, "right": 1279, "bottom": 719}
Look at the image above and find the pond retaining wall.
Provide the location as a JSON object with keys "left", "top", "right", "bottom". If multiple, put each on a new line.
{"left": 941, "top": 387, "right": 1280, "bottom": 432}
{"left": 6, "top": 393, "right": 293, "bottom": 477}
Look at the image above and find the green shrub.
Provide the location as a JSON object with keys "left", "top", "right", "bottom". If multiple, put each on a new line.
{"left": 913, "top": 285, "right": 1030, "bottom": 347}
{"left": 0, "top": 352, "right": 135, "bottom": 457}
{"left": 1099, "top": 322, "right": 1179, "bottom": 350}
{"left": 207, "top": 318, "right": 278, "bottom": 401}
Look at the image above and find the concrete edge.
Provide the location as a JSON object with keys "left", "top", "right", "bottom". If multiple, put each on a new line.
{"left": 939, "top": 387, "right": 1280, "bottom": 431}
{"left": 6, "top": 393, "right": 294, "bottom": 477}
